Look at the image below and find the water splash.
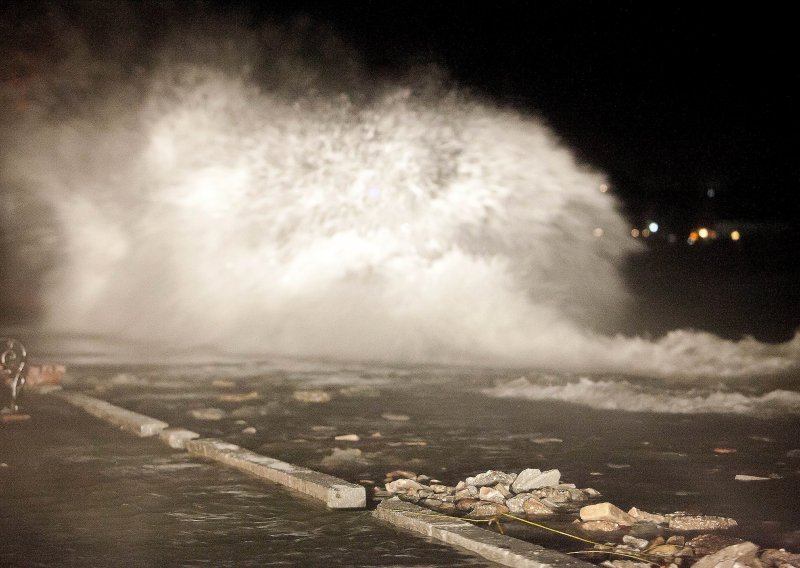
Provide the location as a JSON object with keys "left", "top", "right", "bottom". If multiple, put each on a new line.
{"left": 2, "top": 11, "right": 797, "bottom": 378}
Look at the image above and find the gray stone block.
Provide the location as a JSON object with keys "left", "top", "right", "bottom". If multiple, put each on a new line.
{"left": 159, "top": 427, "right": 200, "bottom": 449}
{"left": 374, "top": 498, "right": 593, "bottom": 568}
{"left": 55, "top": 392, "right": 168, "bottom": 437}
{"left": 186, "top": 439, "right": 366, "bottom": 509}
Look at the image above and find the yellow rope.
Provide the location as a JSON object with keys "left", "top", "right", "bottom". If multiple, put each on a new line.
{"left": 404, "top": 509, "right": 654, "bottom": 564}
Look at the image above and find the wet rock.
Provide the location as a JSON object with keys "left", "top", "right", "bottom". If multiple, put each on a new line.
{"left": 189, "top": 407, "right": 226, "bottom": 420}
{"left": 578, "top": 520, "right": 620, "bottom": 532}
{"left": 761, "top": 548, "right": 800, "bottom": 567}
{"left": 468, "top": 502, "right": 509, "bottom": 517}
{"left": 429, "top": 484, "right": 449, "bottom": 493}
{"left": 218, "top": 391, "right": 260, "bottom": 402}
{"left": 512, "top": 468, "right": 561, "bottom": 492}
{"left": 522, "top": 497, "right": 554, "bottom": 516}
{"left": 334, "top": 434, "right": 360, "bottom": 441}
{"left": 434, "top": 502, "right": 458, "bottom": 515}
{"left": 601, "top": 561, "right": 651, "bottom": 568}
{"left": 421, "top": 498, "right": 443, "bottom": 509}
{"left": 688, "top": 534, "right": 746, "bottom": 556}
{"left": 454, "top": 486, "right": 479, "bottom": 500}
{"left": 622, "top": 535, "right": 649, "bottom": 550}
{"left": 385, "top": 478, "right": 426, "bottom": 493}
{"left": 505, "top": 493, "right": 531, "bottom": 514}
{"left": 495, "top": 483, "right": 513, "bottom": 498}
{"left": 648, "top": 544, "right": 684, "bottom": 558}
{"left": 241, "top": 426, "right": 256, "bottom": 434}
{"left": 455, "top": 498, "right": 480, "bottom": 512}
{"left": 385, "top": 469, "right": 417, "bottom": 480}
{"left": 478, "top": 486, "right": 506, "bottom": 504}
{"left": 467, "top": 470, "right": 515, "bottom": 487}
{"left": 584, "top": 487, "right": 602, "bottom": 498}
{"left": 381, "top": 413, "right": 410, "bottom": 421}
{"left": 321, "top": 447, "right": 366, "bottom": 467}
{"left": 691, "top": 541, "right": 759, "bottom": 568}
{"left": 454, "top": 480, "right": 466, "bottom": 491}
{"left": 669, "top": 515, "right": 737, "bottom": 531}
{"left": 735, "top": 474, "right": 773, "bottom": 481}
{"left": 534, "top": 486, "right": 572, "bottom": 503}
{"left": 293, "top": 390, "right": 331, "bottom": 403}
{"left": 667, "top": 536, "right": 686, "bottom": 546}
{"left": 628, "top": 507, "right": 667, "bottom": 525}
{"left": 568, "top": 488, "right": 588, "bottom": 502}
{"left": 581, "top": 502, "right": 636, "bottom": 526}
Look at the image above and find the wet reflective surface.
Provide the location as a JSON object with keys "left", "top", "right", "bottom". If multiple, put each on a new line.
{"left": 58, "top": 361, "right": 800, "bottom": 551}
{"left": 0, "top": 396, "right": 491, "bottom": 567}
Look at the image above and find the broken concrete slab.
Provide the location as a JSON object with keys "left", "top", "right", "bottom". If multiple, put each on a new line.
{"left": 374, "top": 498, "right": 593, "bottom": 568}
{"left": 159, "top": 427, "right": 200, "bottom": 449}
{"left": 55, "top": 391, "right": 168, "bottom": 437}
{"left": 186, "top": 438, "right": 366, "bottom": 509}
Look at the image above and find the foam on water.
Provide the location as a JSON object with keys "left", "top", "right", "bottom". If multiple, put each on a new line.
{"left": 1, "top": 11, "right": 798, "bottom": 381}
{"left": 485, "top": 375, "right": 800, "bottom": 416}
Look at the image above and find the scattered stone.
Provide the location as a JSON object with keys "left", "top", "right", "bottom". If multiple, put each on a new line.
{"left": 505, "top": 494, "right": 529, "bottom": 514}
{"left": 578, "top": 520, "right": 620, "bottom": 532}
{"left": 381, "top": 413, "right": 410, "bottom": 421}
{"left": 320, "top": 448, "right": 365, "bottom": 466}
{"left": 628, "top": 507, "right": 667, "bottom": 525}
{"left": 370, "top": 432, "right": 382, "bottom": 438}
{"left": 159, "top": 427, "right": 200, "bottom": 449}
{"left": 735, "top": 474, "right": 772, "bottom": 481}
{"left": 334, "top": 434, "right": 360, "bottom": 442}
{"left": 468, "top": 502, "right": 509, "bottom": 517}
{"left": 580, "top": 502, "right": 636, "bottom": 526}
{"left": 648, "top": 544, "right": 684, "bottom": 558}
{"left": 761, "top": 548, "right": 800, "bottom": 567}
{"left": 386, "top": 478, "right": 426, "bottom": 493}
{"left": 622, "top": 535, "right": 649, "bottom": 550}
{"left": 478, "top": 486, "right": 506, "bottom": 504}
{"left": 666, "top": 535, "right": 685, "bottom": 546}
{"left": 688, "top": 534, "right": 746, "bottom": 556}
{"left": 385, "top": 469, "right": 417, "bottom": 480}
{"left": 691, "top": 541, "right": 759, "bottom": 568}
{"left": 241, "top": 426, "right": 257, "bottom": 435}
{"left": 495, "top": 483, "right": 513, "bottom": 498}
{"left": 511, "top": 468, "right": 560, "bottom": 492}
{"left": 467, "top": 470, "right": 516, "bottom": 487}
{"left": 218, "top": 391, "right": 260, "bottom": 402}
{"left": 293, "top": 390, "right": 331, "bottom": 403}
{"left": 522, "top": 497, "right": 554, "bottom": 516}
{"left": 421, "top": 498, "right": 443, "bottom": 509}
{"left": 584, "top": 487, "right": 602, "bottom": 498}
{"left": 601, "top": 561, "right": 651, "bottom": 568}
{"left": 669, "top": 515, "right": 737, "bottom": 531}
{"left": 455, "top": 498, "right": 480, "bottom": 512}
{"left": 454, "top": 486, "right": 479, "bottom": 500}
{"left": 189, "top": 407, "right": 226, "bottom": 420}
{"left": 429, "top": 484, "right": 449, "bottom": 493}
{"left": 568, "top": 488, "right": 588, "bottom": 502}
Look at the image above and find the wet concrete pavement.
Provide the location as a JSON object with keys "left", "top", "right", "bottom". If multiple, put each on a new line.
{"left": 0, "top": 394, "right": 491, "bottom": 567}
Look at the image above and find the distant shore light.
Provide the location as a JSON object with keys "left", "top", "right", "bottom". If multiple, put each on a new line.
{"left": 698, "top": 227, "right": 709, "bottom": 239}
{"left": 631, "top": 228, "right": 640, "bottom": 238}
{"left": 599, "top": 183, "right": 609, "bottom": 193}
{"left": 648, "top": 221, "right": 659, "bottom": 233}
{"left": 593, "top": 227, "right": 604, "bottom": 237}
{"left": 730, "top": 230, "right": 741, "bottom": 241}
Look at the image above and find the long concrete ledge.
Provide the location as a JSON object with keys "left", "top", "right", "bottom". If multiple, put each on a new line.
{"left": 55, "top": 392, "right": 168, "bottom": 437}
{"left": 186, "top": 438, "right": 366, "bottom": 509}
{"left": 374, "top": 498, "right": 594, "bottom": 568}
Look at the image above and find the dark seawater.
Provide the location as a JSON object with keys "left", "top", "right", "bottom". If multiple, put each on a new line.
{"left": 47, "top": 357, "right": 800, "bottom": 554}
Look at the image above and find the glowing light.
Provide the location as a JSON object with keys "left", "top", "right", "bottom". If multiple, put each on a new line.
{"left": 707, "top": 188, "right": 715, "bottom": 198}
{"left": 599, "top": 183, "right": 609, "bottom": 193}
{"left": 641, "top": 228, "right": 651, "bottom": 238}
{"left": 593, "top": 227, "right": 604, "bottom": 237}
{"left": 631, "top": 228, "right": 640, "bottom": 238}
{"left": 648, "top": 222, "right": 659, "bottom": 233}
{"left": 730, "top": 230, "right": 741, "bottom": 241}
{"left": 688, "top": 231, "right": 699, "bottom": 243}
{"left": 698, "top": 227, "right": 709, "bottom": 239}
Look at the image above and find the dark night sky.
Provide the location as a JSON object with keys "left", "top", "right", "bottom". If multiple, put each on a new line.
{"left": 239, "top": 1, "right": 798, "bottom": 227}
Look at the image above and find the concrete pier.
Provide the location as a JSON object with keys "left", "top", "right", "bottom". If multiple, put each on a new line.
{"left": 55, "top": 391, "right": 168, "bottom": 437}
{"left": 186, "top": 438, "right": 366, "bottom": 509}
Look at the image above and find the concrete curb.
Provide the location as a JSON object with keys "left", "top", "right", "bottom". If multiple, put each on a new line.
{"left": 186, "top": 438, "right": 366, "bottom": 509}
{"left": 374, "top": 498, "right": 594, "bottom": 568}
{"left": 55, "top": 391, "right": 168, "bottom": 437}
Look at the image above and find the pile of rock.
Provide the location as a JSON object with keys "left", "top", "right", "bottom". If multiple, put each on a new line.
{"left": 380, "top": 468, "right": 800, "bottom": 567}
{"left": 382, "top": 467, "right": 600, "bottom": 518}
